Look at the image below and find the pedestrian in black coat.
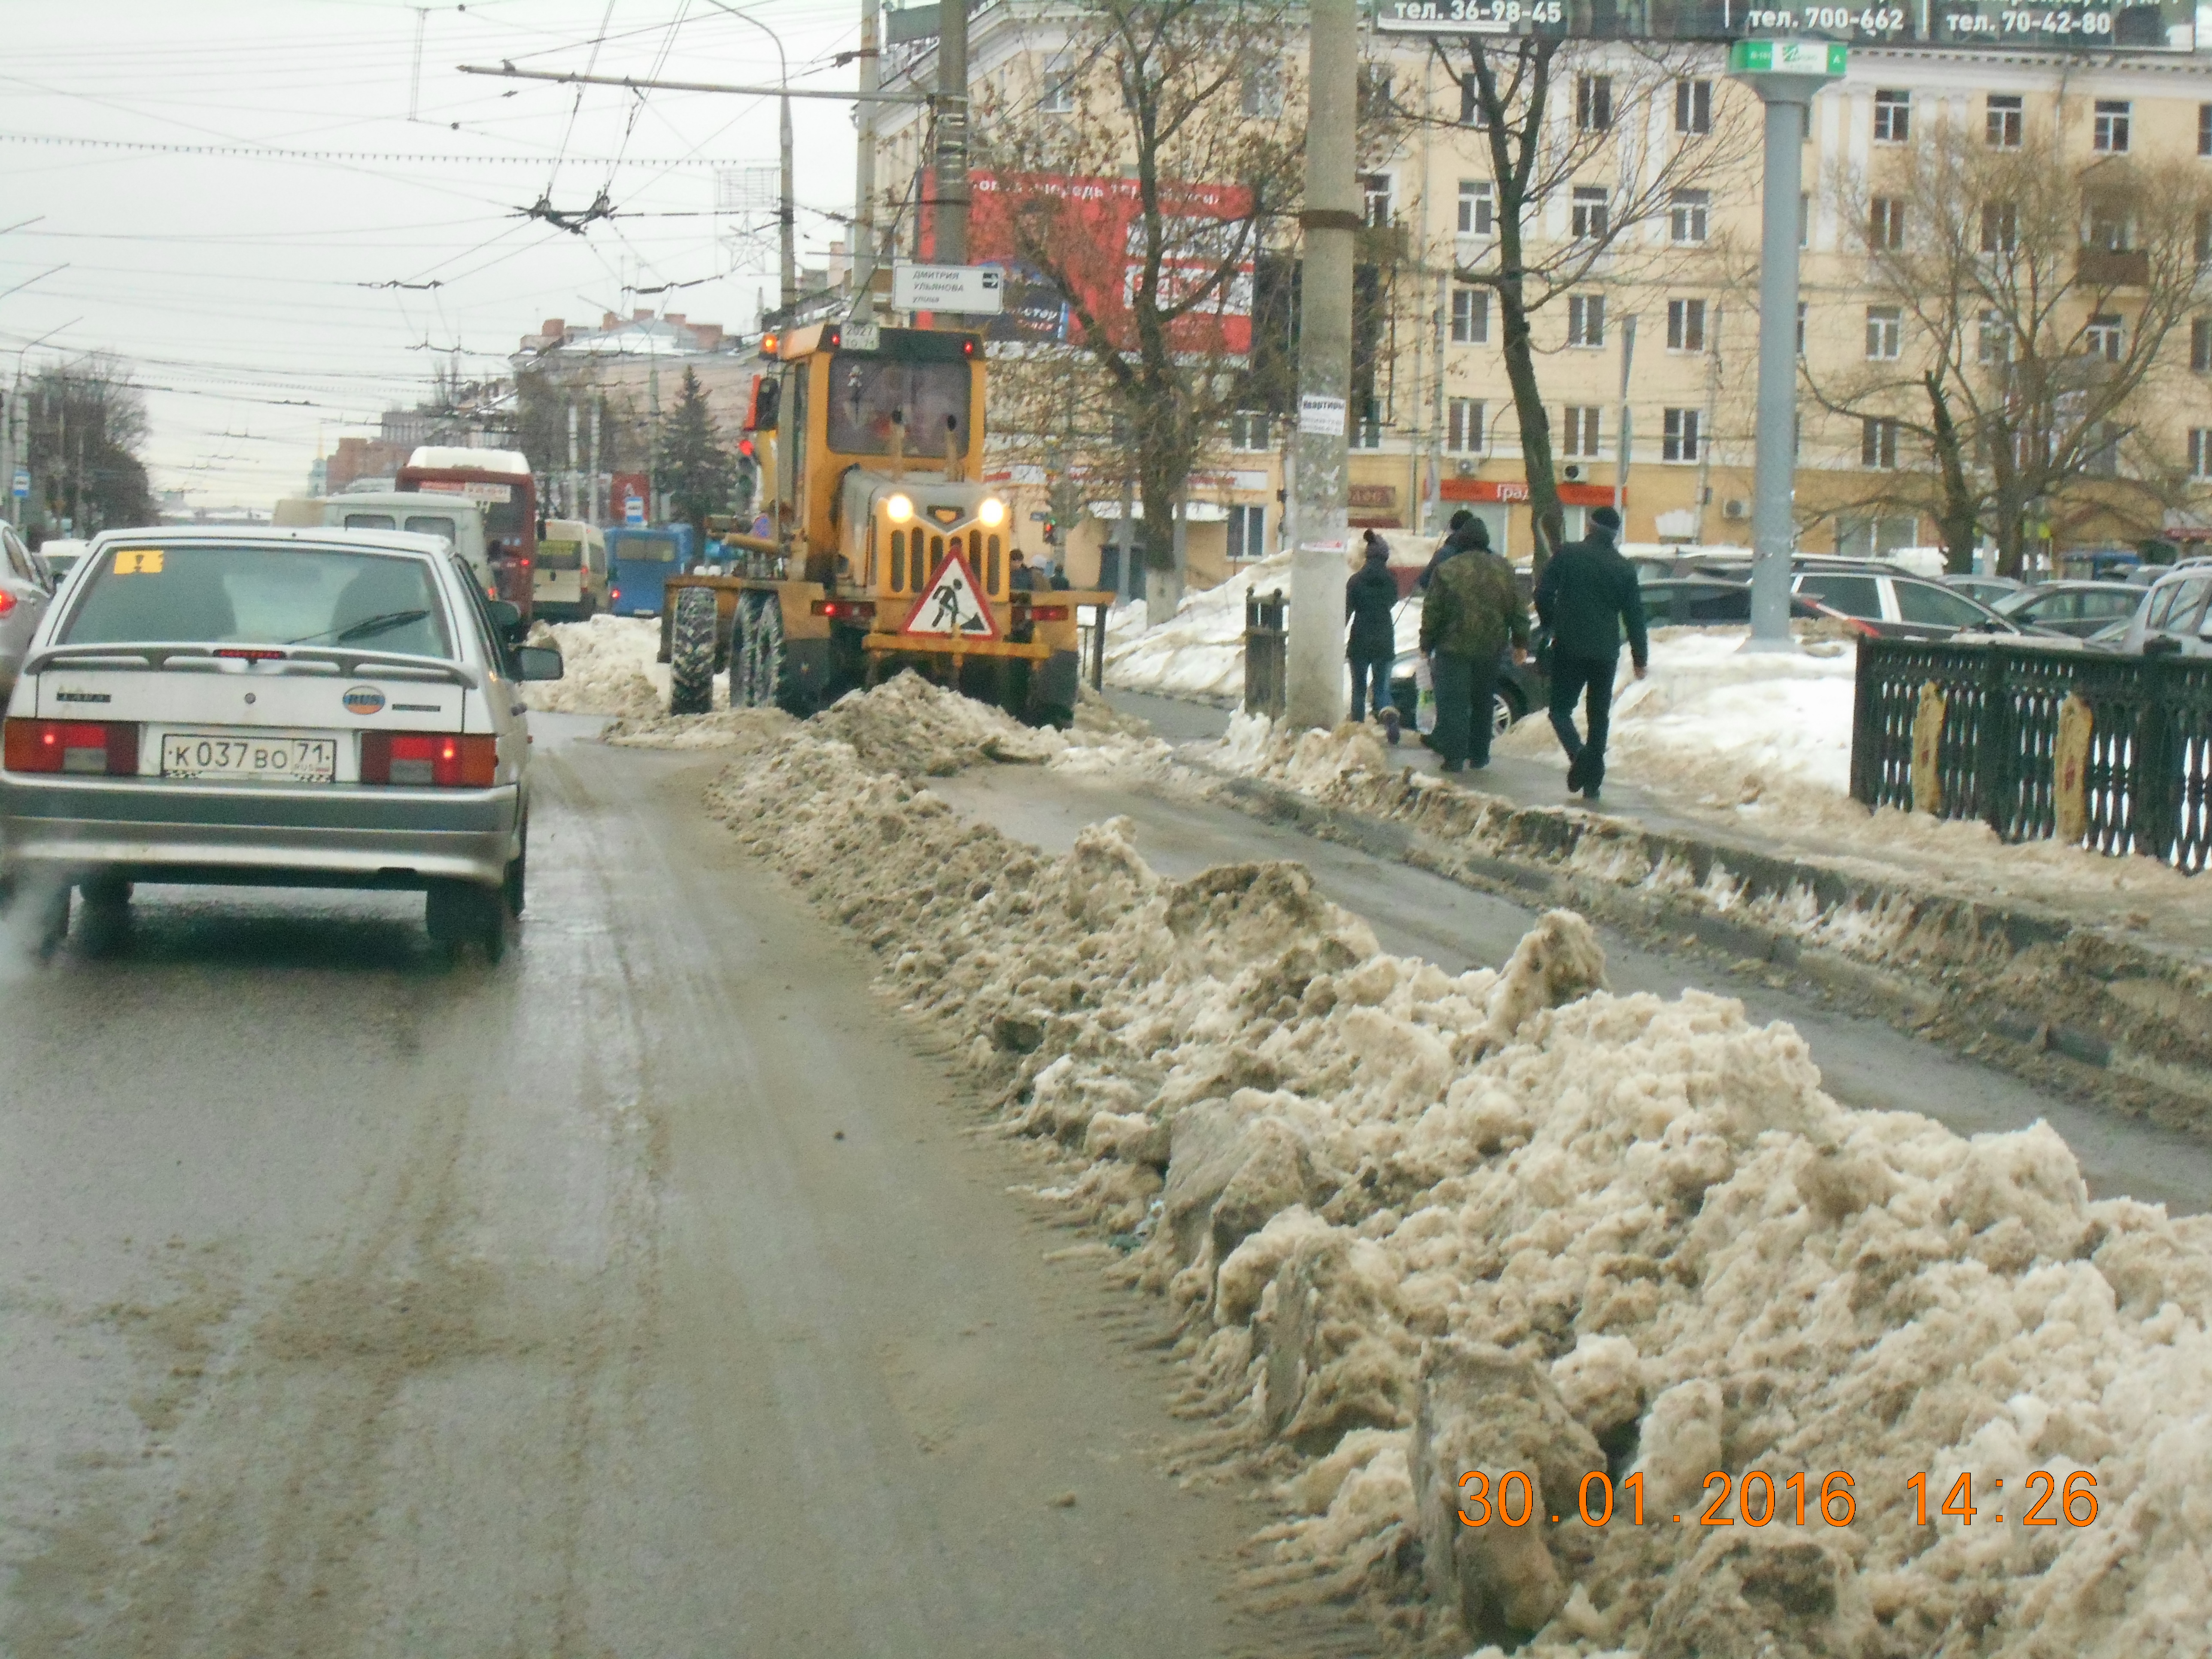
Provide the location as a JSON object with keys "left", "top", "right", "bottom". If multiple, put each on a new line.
{"left": 1345, "top": 530, "right": 1400, "bottom": 729}
{"left": 1418, "top": 510, "right": 1487, "bottom": 592}
{"left": 1533, "top": 505, "right": 1648, "bottom": 801}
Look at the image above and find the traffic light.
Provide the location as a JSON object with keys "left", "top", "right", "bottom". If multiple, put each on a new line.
{"left": 1042, "top": 510, "right": 1058, "bottom": 546}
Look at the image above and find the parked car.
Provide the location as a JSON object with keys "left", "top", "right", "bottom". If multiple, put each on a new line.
{"left": 1389, "top": 647, "right": 1547, "bottom": 741}
{"left": 1940, "top": 573, "right": 2031, "bottom": 608}
{"left": 1992, "top": 580, "right": 2148, "bottom": 640}
{"left": 1633, "top": 577, "right": 1864, "bottom": 630}
{"left": 0, "top": 524, "right": 562, "bottom": 959}
{"left": 33, "top": 536, "right": 91, "bottom": 583}
{"left": 0, "top": 521, "right": 58, "bottom": 709}
{"left": 1784, "top": 568, "right": 2045, "bottom": 639}
{"left": 2115, "top": 559, "right": 2212, "bottom": 657}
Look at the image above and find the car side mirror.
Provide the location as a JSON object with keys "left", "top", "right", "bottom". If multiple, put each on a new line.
{"left": 514, "top": 644, "right": 564, "bottom": 682}
{"left": 486, "top": 599, "right": 526, "bottom": 641}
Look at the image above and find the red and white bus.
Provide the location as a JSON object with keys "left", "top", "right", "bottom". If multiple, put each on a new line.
{"left": 396, "top": 447, "right": 539, "bottom": 617}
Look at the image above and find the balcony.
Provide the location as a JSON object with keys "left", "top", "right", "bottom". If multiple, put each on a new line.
{"left": 2078, "top": 247, "right": 2149, "bottom": 286}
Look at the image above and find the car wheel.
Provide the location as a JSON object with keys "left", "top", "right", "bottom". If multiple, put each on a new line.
{"left": 78, "top": 877, "right": 131, "bottom": 957}
{"left": 1492, "top": 687, "right": 1524, "bottom": 739}
{"left": 427, "top": 880, "right": 505, "bottom": 963}
{"left": 502, "top": 826, "right": 527, "bottom": 918}
{"left": 668, "top": 586, "right": 717, "bottom": 715}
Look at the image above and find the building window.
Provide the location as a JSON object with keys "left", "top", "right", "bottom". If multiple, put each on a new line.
{"left": 1800, "top": 191, "right": 1809, "bottom": 249}
{"left": 1357, "top": 65, "right": 1393, "bottom": 123}
{"left": 1571, "top": 185, "right": 1610, "bottom": 240}
{"left": 1361, "top": 173, "right": 1394, "bottom": 229}
{"left": 1038, "top": 79, "right": 1074, "bottom": 114}
{"left": 1458, "top": 74, "right": 1489, "bottom": 127}
{"left": 1979, "top": 310, "right": 2011, "bottom": 365}
{"left": 1562, "top": 406, "right": 1602, "bottom": 458}
{"left": 1567, "top": 293, "right": 1606, "bottom": 348}
{"left": 1987, "top": 94, "right": 2023, "bottom": 149}
{"left": 2191, "top": 428, "right": 2212, "bottom": 479}
{"left": 1862, "top": 416, "right": 1899, "bottom": 469}
{"left": 1981, "top": 200, "right": 2018, "bottom": 253}
{"left": 1351, "top": 398, "right": 1383, "bottom": 449}
{"left": 1451, "top": 285, "right": 1491, "bottom": 343}
{"left": 1873, "top": 89, "right": 1911, "bottom": 143}
{"left": 1662, "top": 408, "right": 1701, "bottom": 462}
{"left": 1869, "top": 197, "right": 1905, "bottom": 252}
{"left": 1866, "top": 306, "right": 1902, "bottom": 360}
{"left": 2087, "top": 313, "right": 2124, "bottom": 362}
{"left": 1669, "top": 188, "right": 1709, "bottom": 243}
{"left": 1458, "top": 179, "right": 1494, "bottom": 236}
{"left": 1666, "top": 297, "right": 1706, "bottom": 352}
{"left": 1796, "top": 300, "right": 1807, "bottom": 354}
{"left": 1226, "top": 504, "right": 1267, "bottom": 561}
{"left": 1675, "top": 77, "right": 1712, "bottom": 135}
{"left": 1240, "top": 65, "right": 1282, "bottom": 118}
{"left": 2094, "top": 99, "right": 2130, "bottom": 153}
{"left": 1577, "top": 74, "right": 1613, "bottom": 133}
{"left": 1227, "top": 410, "right": 1271, "bottom": 451}
{"left": 2086, "top": 199, "right": 2131, "bottom": 252}
{"left": 1447, "top": 398, "right": 1485, "bottom": 453}
{"left": 2201, "top": 104, "right": 2212, "bottom": 158}
{"left": 2194, "top": 318, "right": 2212, "bottom": 373}
{"left": 2198, "top": 210, "right": 2212, "bottom": 266}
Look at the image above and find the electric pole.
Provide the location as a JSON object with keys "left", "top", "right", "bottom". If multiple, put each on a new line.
{"left": 934, "top": 0, "right": 969, "bottom": 265}
{"left": 779, "top": 89, "right": 797, "bottom": 312}
{"left": 1285, "top": 0, "right": 1356, "bottom": 732}
{"left": 851, "top": 0, "right": 883, "bottom": 327}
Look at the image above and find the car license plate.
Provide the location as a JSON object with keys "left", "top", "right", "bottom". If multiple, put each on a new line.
{"left": 160, "top": 732, "right": 337, "bottom": 783}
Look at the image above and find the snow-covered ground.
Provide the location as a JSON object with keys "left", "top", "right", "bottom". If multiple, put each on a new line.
{"left": 707, "top": 675, "right": 2212, "bottom": 1659}
{"left": 521, "top": 614, "right": 723, "bottom": 718}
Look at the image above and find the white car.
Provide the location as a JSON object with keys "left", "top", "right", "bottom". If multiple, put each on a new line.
{"left": 0, "top": 524, "right": 562, "bottom": 960}
{"left": 2117, "top": 560, "right": 2212, "bottom": 657}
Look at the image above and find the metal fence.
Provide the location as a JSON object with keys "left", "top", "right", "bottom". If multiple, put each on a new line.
{"left": 1850, "top": 637, "right": 2212, "bottom": 872}
{"left": 1245, "top": 588, "right": 1287, "bottom": 718}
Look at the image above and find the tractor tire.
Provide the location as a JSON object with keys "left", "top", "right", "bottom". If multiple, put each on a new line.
{"left": 729, "top": 591, "right": 766, "bottom": 708}
{"left": 668, "top": 586, "right": 717, "bottom": 715}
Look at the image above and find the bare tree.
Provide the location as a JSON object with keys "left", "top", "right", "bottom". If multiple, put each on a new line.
{"left": 1806, "top": 113, "right": 2212, "bottom": 574}
{"left": 26, "top": 357, "right": 154, "bottom": 535}
{"left": 973, "top": 0, "right": 1303, "bottom": 613}
{"left": 1410, "top": 37, "right": 1755, "bottom": 568}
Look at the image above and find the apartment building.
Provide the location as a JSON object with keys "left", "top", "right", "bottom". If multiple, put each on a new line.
{"left": 874, "top": 3, "right": 2212, "bottom": 583}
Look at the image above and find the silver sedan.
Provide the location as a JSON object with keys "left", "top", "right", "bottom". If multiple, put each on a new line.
{"left": 0, "top": 524, "right": 561, "bottom": 960}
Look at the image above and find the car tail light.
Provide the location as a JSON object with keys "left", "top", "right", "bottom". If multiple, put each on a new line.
{"left": 216, "top": 647, "right": 286, "bottom": 662}
{"left": 5, "top": 718, "right": 140, "bottom": 776}
{"left": 359, "top": 731, "right": 497, "bottom": 787}
{"left": 0, "top": 591, "right": 15, "bottom": 616}
{"left": 1026, "top": 604, "right": 1071, "bottom": 622}
{"left": 610, "top": 586, "right": 621, "bottom": 602}
{"left": 810, "top": 599, "right": 875, "bottom": 620}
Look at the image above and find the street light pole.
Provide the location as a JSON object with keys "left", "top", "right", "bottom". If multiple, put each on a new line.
{"left": 1285, "top": 0, "right": 1357, "bottom": 731}
{"left": 935, "top": 0, "right": 970, "bottom": 265}
{"left": 1729, "top": 38, "right": 1842, "bottom": 650}
{"left": 851, "top": 0, "right": 883, "bottom": 327}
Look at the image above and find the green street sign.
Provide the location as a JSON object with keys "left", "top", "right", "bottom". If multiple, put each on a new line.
{"left": 1728, "top": 38, "right": 1849, "bottom": 74}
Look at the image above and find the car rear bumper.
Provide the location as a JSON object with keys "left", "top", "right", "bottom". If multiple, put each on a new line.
{"left": 0, "top": 774, "right": 520, "bottom": 888}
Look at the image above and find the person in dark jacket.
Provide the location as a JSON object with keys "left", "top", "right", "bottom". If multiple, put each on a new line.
{"left": 1345, "top": 530, "right": 1401, "bottom": 737}
{"left": 1417, "top": 510, "right": 1483, "bottom": 592}
{"left": 1533, "top": 505, "right": 1648, "bottom": 801}
{"left": 1420, "top": 528, "right": 1528, "bottom": 771}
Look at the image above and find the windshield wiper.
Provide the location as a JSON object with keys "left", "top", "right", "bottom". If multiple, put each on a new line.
{"left": 290, "top": 609, "right": 431, "bottom": 645}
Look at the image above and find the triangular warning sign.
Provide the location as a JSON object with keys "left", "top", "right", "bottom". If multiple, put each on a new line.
{"left": 898, "top": 544, "right": 1000, "bottom": 640}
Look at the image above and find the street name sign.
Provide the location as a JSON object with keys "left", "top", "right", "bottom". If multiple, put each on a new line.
{"left": 892, "top": 262, "right": 1006, "bottom": 316}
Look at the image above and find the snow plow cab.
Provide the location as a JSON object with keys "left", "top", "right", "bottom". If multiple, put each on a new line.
{"left": 660, "top": 322, "right": 1106, "bottom": 725}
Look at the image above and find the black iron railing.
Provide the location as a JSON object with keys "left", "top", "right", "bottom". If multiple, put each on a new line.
{"left": 1244, "top": 588, "right": 1288, "bottom": 718}
{"left": 1850, "top": 637, "right": 2212, "bottom": 872}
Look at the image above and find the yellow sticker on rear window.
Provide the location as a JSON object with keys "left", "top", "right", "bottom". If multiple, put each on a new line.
{"left": 113, "top": 548, "right": 164, "bottom": 575}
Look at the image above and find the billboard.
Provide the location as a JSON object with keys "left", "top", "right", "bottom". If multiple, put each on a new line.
{"left": 1369, "top": 0, "right": 2194, "bottom": 51}
{"left": 966, "top": 172, "right": 1257, "bottom": 355}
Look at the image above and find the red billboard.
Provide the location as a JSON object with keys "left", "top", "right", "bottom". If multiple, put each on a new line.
{"left": 966, "top": 171, "right": 1254, "bottom": 356}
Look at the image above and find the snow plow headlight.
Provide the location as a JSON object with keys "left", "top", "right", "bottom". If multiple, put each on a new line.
{"left": 885, "top": 493, "right": 914, "bottom": 524}
{"left": 978, "top": 497, "right": 1007, "bottom": 528}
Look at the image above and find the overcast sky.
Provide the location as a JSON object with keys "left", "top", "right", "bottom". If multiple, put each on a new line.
{"left": 1, "top": 0, "right": 875, "bottom": 510}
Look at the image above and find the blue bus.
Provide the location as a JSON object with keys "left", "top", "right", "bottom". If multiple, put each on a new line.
{"left": 607, "top": 525, "right": 694, "bottom": 617}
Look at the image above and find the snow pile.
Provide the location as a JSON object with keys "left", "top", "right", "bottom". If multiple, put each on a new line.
{"left": 522, "top": 613, "right": 728, "bottom": 717}
{"left": 1495, "top": 626, "right": 1859, "bottom": 802}
{"left": 600, "top": 706, "right": 796, "bottom": 750}
{"left": 705, "top": 682, "right": 2212, "bottom": 1657}
{"left": 1102, "top": 553, "right": 1291, "bottom": 702}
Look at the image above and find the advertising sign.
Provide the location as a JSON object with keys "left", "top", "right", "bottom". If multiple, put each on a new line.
{"left": 966, "top": 172, "right": 1256, "bottom": 355}
{"left": 1368, "top": 0, "right": 2192, "bottom": 51}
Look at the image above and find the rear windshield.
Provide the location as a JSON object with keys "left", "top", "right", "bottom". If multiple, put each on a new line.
{"left": 612, "top": 538, "right": 676, "bottom": 564}
{"left": 538, "top": 538, "right": 583, "bottom": 571}
{"left": 62, "top": 544, "right": 453, "bottom": 658}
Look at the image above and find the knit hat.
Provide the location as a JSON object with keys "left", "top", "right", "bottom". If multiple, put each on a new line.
{"left": 1590, "top": 505, "right": 1623, "bottom": 534}
{"left": 1448, "top": 509, "right": 1474, "bottom": 532}
{"left": 1363, "top": 529, "right": 1390, "bottom": 560}
{"left": 1464, "top": 518, "right": 1491, "bottom": 548}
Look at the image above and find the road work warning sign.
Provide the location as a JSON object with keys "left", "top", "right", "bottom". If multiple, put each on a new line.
{"left": 899, "top": 545, "right": 999, "bottom": 640}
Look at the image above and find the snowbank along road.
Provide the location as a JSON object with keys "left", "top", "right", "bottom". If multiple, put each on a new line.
{"left": 0, "top": 715, "right": 1370, "bottom": 1659}
{"left": 705, "top": 675, "right": 2212, "bottom": 1659}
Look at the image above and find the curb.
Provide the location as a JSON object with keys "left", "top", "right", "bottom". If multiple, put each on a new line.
{"left": 1197, "top": 762, "right": 2212, "bottom": 1137}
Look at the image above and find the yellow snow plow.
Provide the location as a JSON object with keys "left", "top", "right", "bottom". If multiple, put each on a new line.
{"left": 660, "top": 322, "right": 1109, "bottom": 724}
